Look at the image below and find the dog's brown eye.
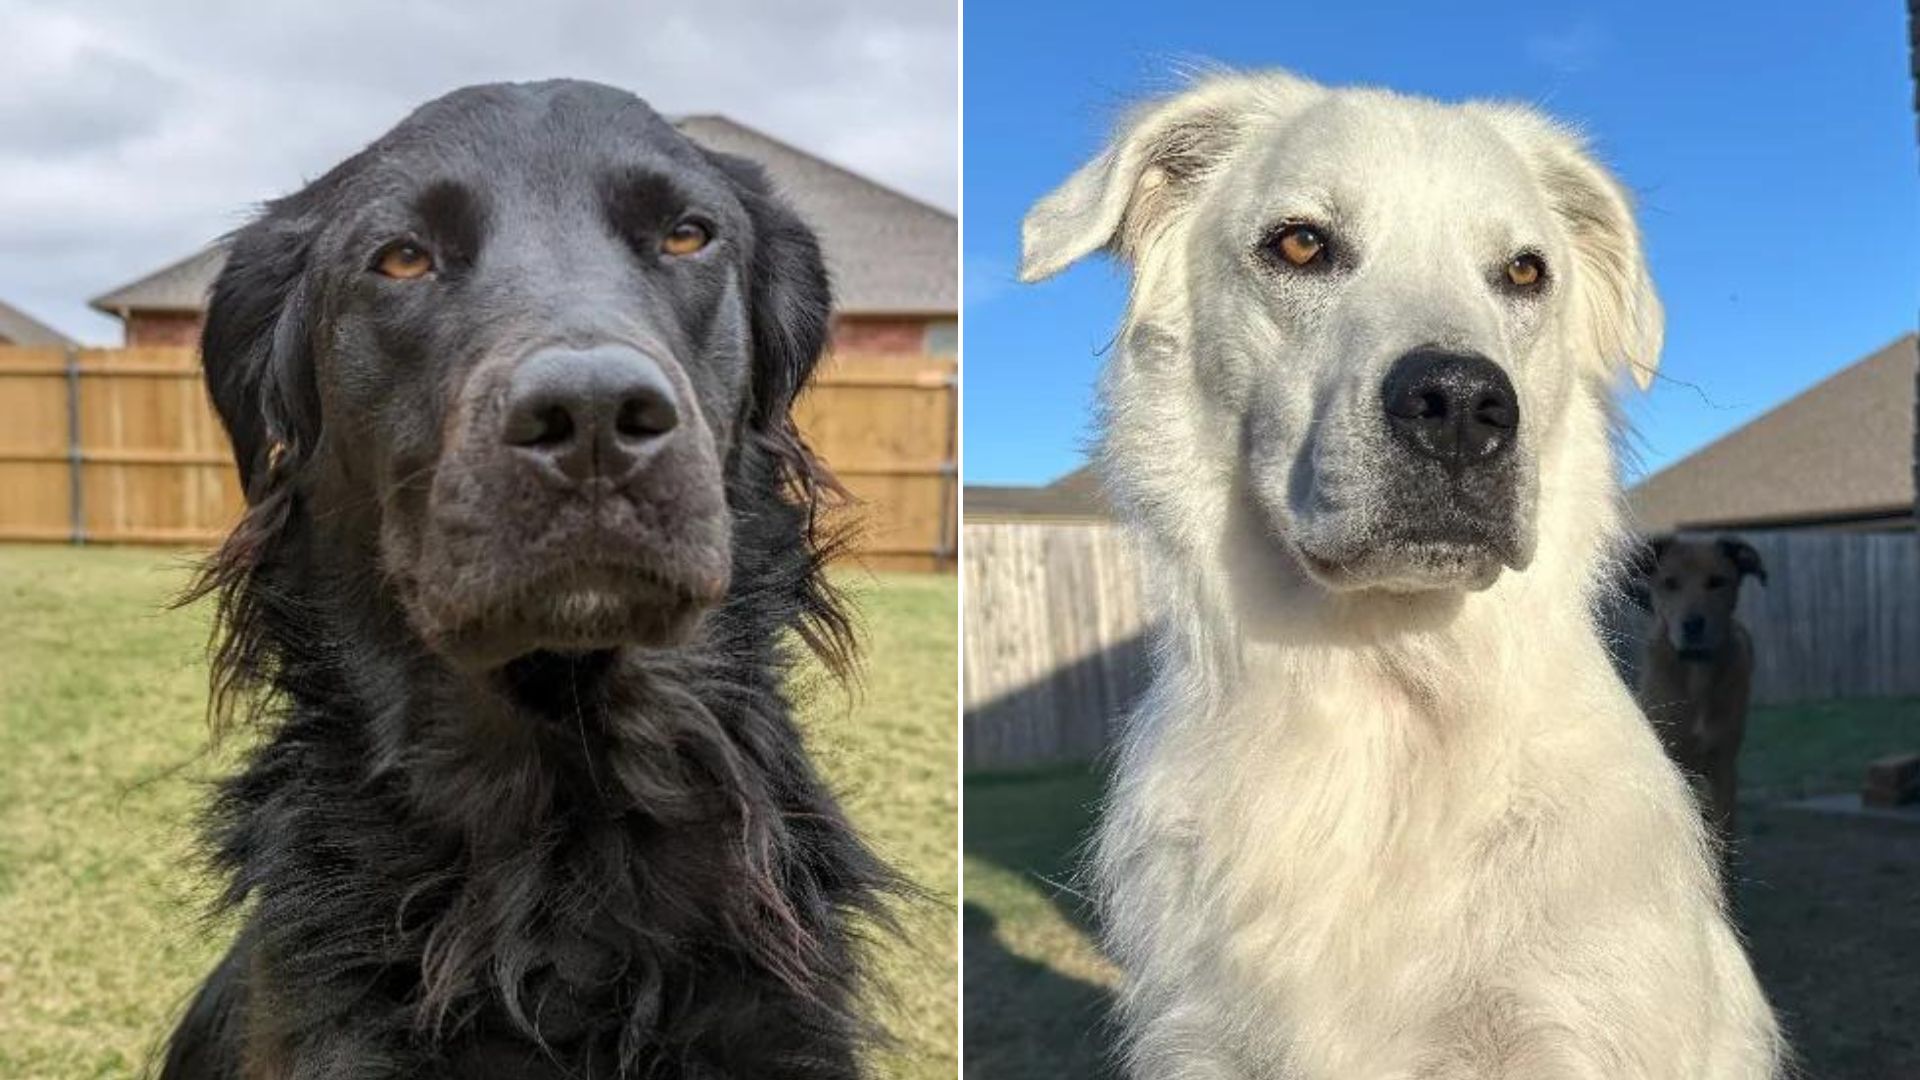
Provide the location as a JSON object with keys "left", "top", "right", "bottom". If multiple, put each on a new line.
{"left": 663, "top": 220, "right": 712, "bottom": 256}
{"left": 1705, "top": 575, "right": 1729, "bottom": 590}
{"left": 1506, "top": 252, "right": 1546, "bottom": 289}
{"left": 1272, "top": 224, "right": 1327, "bottom": 267}
{"left": 375, "top": 242, "right": 434, "bottom": 280}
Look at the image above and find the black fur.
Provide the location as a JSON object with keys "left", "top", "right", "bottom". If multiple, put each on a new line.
{"left": 1717, "top": 537, "right": 1768, "bottom": 585}
{"left": 161, "top": 81, "right": 895, "bottom": 1078}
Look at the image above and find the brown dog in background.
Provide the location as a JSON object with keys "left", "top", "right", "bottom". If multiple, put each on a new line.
{"left": 1637, "top": 536, "right": 1768, "bottom": 867}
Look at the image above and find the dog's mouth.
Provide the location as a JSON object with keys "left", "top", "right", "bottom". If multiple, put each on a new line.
{"left": 398, "top": 514, "right": 733, "bottom": 672}
{"left": 1295, "top": 539, "right": 1510, "bottom": 593}
{"left": 1290, "top": 519, "right": 1531, "bottom": 595}
{"left": 423, "top": 559, "right": 727, "bottom": 672}
{"left": 400, "top": 397, "right": 736, "bottom": 671}
{"left": 1267, "top": 426, "right": 1536, "bottom": 596}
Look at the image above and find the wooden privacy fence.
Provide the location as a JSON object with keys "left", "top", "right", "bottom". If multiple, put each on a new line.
{"left": 0, "top": 346, "right": 956, "bottom": 571}
{"left": 0, "top": 346, "right": 238, "bottom": 545}
{"left": 793, "top": 353, "right": 957, "bottom": 572}
{"left": 964, "top": 522, "right": 1920, "bottom": 771}
{"left": 964, "top": 522, "right": 1151, "bottom": 770}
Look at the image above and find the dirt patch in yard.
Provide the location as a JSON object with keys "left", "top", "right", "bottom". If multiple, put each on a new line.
{"left": 1737, "top": 805, "right": 1920, "bottom": 1080}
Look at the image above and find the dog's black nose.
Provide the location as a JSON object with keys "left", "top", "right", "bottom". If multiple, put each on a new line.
{"left": 1382, "top": 350, "right": 1519, "bottom": 471}
{"left": 1680, "top": 615, "right": 1706, "bottom": 643}
{"left": 503, "top": 346, "right": 679, "bottom": 483}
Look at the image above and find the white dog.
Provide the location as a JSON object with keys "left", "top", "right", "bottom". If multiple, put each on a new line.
{"left": 1021, "top": 70, "right": 1782, "bottom": 1079}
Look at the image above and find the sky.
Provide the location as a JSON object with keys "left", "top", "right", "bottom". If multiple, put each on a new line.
{"left": 0, "top": 0, "right": 957, "bottom": 344}
{"left": 963, "top": 3, "right": 1919, "bottom": 486}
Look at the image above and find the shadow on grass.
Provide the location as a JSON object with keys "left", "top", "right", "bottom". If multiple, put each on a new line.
{"left": 1735, "top": 805, "right": 1920, "bottom": 1078}
{"left": 963, "top": 902, "right": 1118, "bottom": 1080}
{"left": 964, "top": 766, "right": 1119, "bottom": 1079}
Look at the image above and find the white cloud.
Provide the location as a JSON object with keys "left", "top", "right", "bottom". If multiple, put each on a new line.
{"left": 0, "top": 0, "right": 957, "bottom": 341}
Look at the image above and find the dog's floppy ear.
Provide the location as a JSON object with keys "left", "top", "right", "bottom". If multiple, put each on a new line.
{"left": 1021, "top": 71, "right": 1320, "bottom": 282}
{"left": 1636, "top": 535, "right": 1672, "bottom": 578}
{"left": 1624, "top": 534, "right": 1671, "bottom": 611}
{"left": 1718, "top": 537, "right": 1768, "bottom": 586}
{"left": 705, "top": 151, "right": 833, "bottom": 433}
{"left": 202, "top": 205, "right": 324, "bottom": 500}
{"left": 1475, "top": 106, "right": 1663, "bottom": 391}
{"left": 705, "top": 147, "right": 856, "bottom": 675}
{"left": 183, "top": 193, "right": 329, "bottom": 730}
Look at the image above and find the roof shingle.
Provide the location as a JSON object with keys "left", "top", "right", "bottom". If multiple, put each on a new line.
{"left": 1629, "top": 335, "right": 1917, "bottom": 531}
{"left": 88, "top": 247, "right": 224, "bottom": 315}
{"left": 676, "top": 116, "right": 956, "bottom": 315}
{"left": 0, "top": 298, "right": 77, "bottom": 347}
{"left": 963, "top": 467, "right": 1110, "bottom": 522}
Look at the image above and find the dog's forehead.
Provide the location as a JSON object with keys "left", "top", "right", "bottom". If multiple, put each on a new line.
{"left": 1658, "top": 540, "right": 1733, "bottom": 578}
{"left": 370, "top": 79, "right": 720, "bottom": 190}
{"left": 1234, "top": 92, "right": 1550, "bottom": 224}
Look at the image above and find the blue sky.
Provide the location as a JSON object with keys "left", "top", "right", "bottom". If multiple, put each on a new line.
{"left": 962, "top": 3, "right": 1918, "bottom": 486}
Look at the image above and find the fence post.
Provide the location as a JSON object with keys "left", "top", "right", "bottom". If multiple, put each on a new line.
{"left": 63, "top": 345, "right": 84, "bottom": 545}
{"left": 934, "top": 367, "right": 958, "bottom": 571}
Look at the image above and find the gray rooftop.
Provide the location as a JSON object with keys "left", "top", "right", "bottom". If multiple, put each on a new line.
{"left": 90, "top": 115, "right": 956, "bottom": 319}
{"left": 677, "top": 116, "right": 956, "bottom": 315}
{"left": 964, "top": 467, "right": 1110, "bottom": 522}
{"left": 0, "top": 298, "right": 77, "bottom": 347}
{"left": 88, "top": 246, "right": 224, "bottom": 316}
{"left": 1629, "top": 334, "right": 1917, "bottom": 531}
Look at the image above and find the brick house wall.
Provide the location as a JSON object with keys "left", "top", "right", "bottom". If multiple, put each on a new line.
{"left": 831, "top": 315, "right": 956, "bottom": 357}
{"left": 124, "top": 311, "right": 203, "bottom": 347}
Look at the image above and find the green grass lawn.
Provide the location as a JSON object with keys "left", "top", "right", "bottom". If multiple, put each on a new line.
{"left": 965, "top": 699, "right": 1920, "bottom": 1080}
{"left": 0, "top": 544, "right": 956, "bottom": 1080}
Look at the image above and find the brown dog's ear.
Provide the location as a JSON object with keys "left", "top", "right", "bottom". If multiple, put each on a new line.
{"left": 1719, "top": 537, "right": 1768, "bottom": 585}
{"left": 1640, "top": 536, "right": 1672, "bottom": 575}
{"left": 1623, "top": 535, "right": 1669, "bottom": 611}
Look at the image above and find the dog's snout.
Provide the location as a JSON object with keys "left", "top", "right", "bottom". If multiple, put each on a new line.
{"left": 1381, "top": 350, "right": 1519, "bottom": 471}
{"left": 1680, "top": 615, "right": 1707, "bottom": 643}
{"left": 503, "top": 346, "right": 679, "bottom": 483}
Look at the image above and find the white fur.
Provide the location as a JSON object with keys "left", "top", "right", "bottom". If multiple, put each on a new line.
{"left": 1021, "top": 70, "right": 1782, "bottom": 1079}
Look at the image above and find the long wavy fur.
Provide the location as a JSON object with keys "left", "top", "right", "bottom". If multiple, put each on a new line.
{"left": 161, "top": 90, "right": 900, "bottom": 1079}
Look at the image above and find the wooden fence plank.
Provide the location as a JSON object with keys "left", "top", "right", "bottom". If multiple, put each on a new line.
{"left": 963, "top": 522, "right": 1154, "bottom": 769}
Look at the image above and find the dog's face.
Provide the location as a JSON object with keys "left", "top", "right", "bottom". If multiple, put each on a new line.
{"left": 1022, "top": 73, "right": 1662, "bottom": 597}
{"left": 1643, "top": 537, "right": 1766, "bottom": 659}
{"left": 202, "top": 81, "right": 831, "bottom": 670}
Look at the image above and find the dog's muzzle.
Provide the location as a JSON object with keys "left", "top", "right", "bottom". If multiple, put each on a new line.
{"left": 1673, "top": 615, "right": 1719, "bottom": 661}
{"left": 1378, "top": 350, "right": 1523, "bottom": 554}
{"left": 1298, "top": 349, "right": 1530, "bottom": 592}
{"left": 406, "top": 342, "right": 732, "bottom": 670}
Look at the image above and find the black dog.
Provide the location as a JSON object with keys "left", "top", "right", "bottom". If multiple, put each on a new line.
{"left": 160, "top": 80, "right": 895, "bottom": 1078}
